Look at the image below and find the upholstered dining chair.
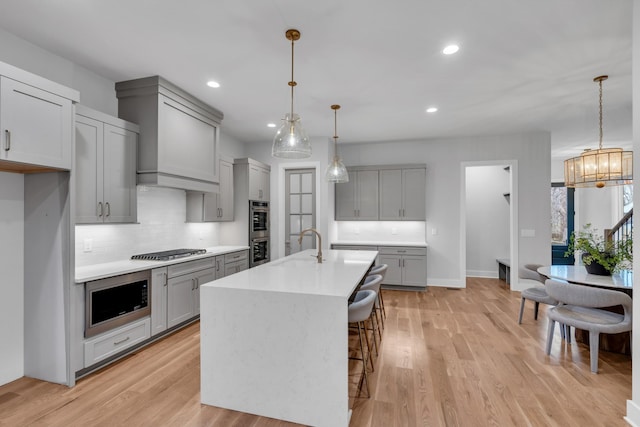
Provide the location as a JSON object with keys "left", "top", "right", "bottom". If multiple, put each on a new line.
{"left": 518, "top": 263, "right": 558, "bottom": 324}
{"left": 544, "top": 279, "right": 632, "bottom": 373}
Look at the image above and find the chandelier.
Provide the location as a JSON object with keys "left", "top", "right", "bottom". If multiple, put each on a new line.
{"left": 564, "top": 75, "right": 632, "bottom": 188}
{"left": 325, "top": 104, "right": 349, "bottom": 183}
{"left": 272, "top": 29, "right": 311, "bottom": 159}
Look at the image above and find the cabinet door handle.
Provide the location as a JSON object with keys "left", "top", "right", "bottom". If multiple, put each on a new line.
{"left": 398, "top": 259, "right": 402, "bottom": 267}
{"left": 402, "top": 209, "right": 405, "bottom": 217}
{"left": 164, "top": 272, "right": 168, "bottom": 286}
{"left": 191, "top": 278, "right": 195, "bottom": 290}
{"left": 98, "top": 202, "right": 104, "bottom": 217}
{"left": 195, "top": 278, "right": 199, "bottom": 289}
{"left": 113, "top": 336, "right": 130, "bottom": 346}
{"left": 4, "top": 130, "right": 10, "bottom": 151}
{"left": 105, "top": 202, "right": 111, "bottom": 217}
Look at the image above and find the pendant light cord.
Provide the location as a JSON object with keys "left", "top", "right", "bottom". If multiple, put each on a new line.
{"left": 598, "top": 78, "right": 603, "bottom": 150}
{"left": 331, "top": 104, "right": 340, "bottom": 157}
{"left": 289, "top": 36, "right": 296, "bottom": 119}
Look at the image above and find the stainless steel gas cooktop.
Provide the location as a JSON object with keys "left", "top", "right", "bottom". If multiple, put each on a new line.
{"left": 131, "top": 248, "right": 207, "bottom": 261}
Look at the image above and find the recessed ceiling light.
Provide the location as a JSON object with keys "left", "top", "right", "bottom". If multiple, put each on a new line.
{"left": 442, "top": 44, "right": 459, "bottom": 55}
{"left": 426, "top": 107, "right": 438, "bottom": 113}
{"left": 267, "top": 123, "right": 276, "bottom": 128}
{"left": 206, "top": 80, "right": 220, "bottom": 88}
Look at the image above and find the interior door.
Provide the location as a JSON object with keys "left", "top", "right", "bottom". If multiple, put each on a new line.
{"left": 285, "top": 168, "right": 316, "bottom": 256}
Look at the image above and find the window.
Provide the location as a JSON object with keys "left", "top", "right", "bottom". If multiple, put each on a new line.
{"left": 623, "top": 184, "right": 633, "bottom": 214}
{"left": 551, "top": 183, "right": 574, "bottom": 265}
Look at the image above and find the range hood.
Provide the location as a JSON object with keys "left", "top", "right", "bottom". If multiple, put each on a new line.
{"left": 115, "top": 76, "right": 223, "bottom": 193}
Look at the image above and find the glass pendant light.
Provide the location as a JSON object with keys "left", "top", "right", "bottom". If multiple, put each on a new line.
{"left": 325, "top": 104, "right": 349, "bottom": 183}
{"left": 272, "top": 29, "right": 311, "bottom": 159}
{"left": 564, "top": 75, "right": 633, "bottom": 188}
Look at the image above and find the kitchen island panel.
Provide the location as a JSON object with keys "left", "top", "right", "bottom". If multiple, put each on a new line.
{"left": 201, "top": 287, "right": 348, "bottom": 426}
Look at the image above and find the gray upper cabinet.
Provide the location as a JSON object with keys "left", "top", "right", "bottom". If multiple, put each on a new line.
{"left": 75, "top": 105, "right": 138, "bottom": 224}
{"left": 379, "top": 168, "right": 426, "bottom": 220}
{"left": 235, "top": 158, "right": 270, "bottom": 202}
{"left": 186, "top": 157, "right": 234, "bottom": 222}
{"left": 335, "top": 169, "right": 379, "bottom": 220}
{"left": 115, "top": 76, "right": 223, "bottom": 193}
{"left": 249, "top": 162, "right": 270, "bottom": 201}
{"left": 0, "top": 62, "right": 79, "bottom": 171}
{"left": 336, "top": 164, "right": 426, "bottom": 221}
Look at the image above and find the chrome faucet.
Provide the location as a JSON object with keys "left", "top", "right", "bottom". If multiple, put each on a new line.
{"left": 298, "top": 228, "right": 323, "bottom": 263}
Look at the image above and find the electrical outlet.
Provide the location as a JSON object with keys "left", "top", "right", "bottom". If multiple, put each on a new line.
{"left": 391, "top": 227, "right": 398, "bottom": 235}
{"left": 83, "top": 238, "right": 93, "bottom": 252}
{"left": 354, "top": 227, "right": 360, "bottom": 235}
{"left": 432, "top": 228, "right": 438, "bottom": 235}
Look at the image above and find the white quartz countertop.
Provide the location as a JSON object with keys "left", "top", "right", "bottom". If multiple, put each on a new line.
{"left": 75, "top": 245, "right": 249, "bottom": 283}
{"left": 201, "top": 249, "right": 378, "bottom": 298}
{"left": 331, "top": 240, "right": 427, "bottom": 247}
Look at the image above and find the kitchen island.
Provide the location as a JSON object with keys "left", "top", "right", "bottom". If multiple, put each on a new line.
{"left": 200, "top": 249, "right": 378, "bottom": 427}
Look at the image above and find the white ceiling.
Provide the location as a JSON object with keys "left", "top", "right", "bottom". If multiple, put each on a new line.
{"left": 0, "top": 0, "right": 633, "bottom": 159}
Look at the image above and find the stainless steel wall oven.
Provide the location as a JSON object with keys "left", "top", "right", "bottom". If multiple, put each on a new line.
{"left": 85, "top": 269, "right": 151, "bottom": 338}
{"left": 249, "top": 200, "right": 270, "bottom": 266}
{"left": 249, "top": 200, "right": 269, "bottom": 238}
{"left": 251, "top": 237, "right": 270, "bottom": 267}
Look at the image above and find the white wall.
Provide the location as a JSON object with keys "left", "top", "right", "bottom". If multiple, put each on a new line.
{"left": 465, "top": 165, "right": 510, "bottom": 278}
{"left": 627, "top": 1, "right": 640, "bottom": 423}
{"left": 339, "top": 133, "right": 551, "bottom": 288}
{"left": 0, "top": 172, "right": 24, "bottom": 385}
{"left": 0, "top": 27, "right": 117, "bottom": 115}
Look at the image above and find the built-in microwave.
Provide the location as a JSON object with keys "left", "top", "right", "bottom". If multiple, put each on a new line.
{"left": 85, "top": 270, "right": 151, "bottom": 338}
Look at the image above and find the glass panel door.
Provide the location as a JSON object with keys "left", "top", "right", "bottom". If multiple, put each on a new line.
{"left": 285, "top": 168, "right": 316, "bottom": 256}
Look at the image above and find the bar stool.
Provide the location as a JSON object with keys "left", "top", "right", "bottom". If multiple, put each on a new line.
{"left": 348, "top": 289, "right": 377, "bottom": 398}
{"left": 360, "top": 274, "right": 384, "bottom": 346}
{"left": 367, "top": 264, "right": 388, "bottom": 322}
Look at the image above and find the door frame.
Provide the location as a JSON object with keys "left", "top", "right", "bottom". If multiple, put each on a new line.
{"left": 459, "top": 160, "right": 519, "bottom": 289}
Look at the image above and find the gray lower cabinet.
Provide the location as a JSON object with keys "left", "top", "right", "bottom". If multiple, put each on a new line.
{"left": 224, "top": 250, "right": 249, "bottom": 276}
{"left": 151, "top": 267, "right": 168, "bottom": 336}
{"left": 84, "top": 317, "right": 150, "bottom": 367}
{"left": 378, "top": 246, "right": 427, "bottom": 287}
{"left": 167, "top": 258, "right": 216, "bottom": 328}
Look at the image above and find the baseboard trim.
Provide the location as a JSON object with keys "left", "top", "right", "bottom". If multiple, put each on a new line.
{"left": 625, "top": 400, "right": 640, "bottom": 426}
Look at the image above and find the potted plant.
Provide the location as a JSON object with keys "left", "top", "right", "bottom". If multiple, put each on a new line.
{"left": 565, "top": 223, "right": 633, "bottom": 275}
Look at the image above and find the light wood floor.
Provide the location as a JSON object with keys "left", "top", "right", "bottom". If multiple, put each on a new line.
{"left": 0, "top": 278, "right": 631, "bottom": 426}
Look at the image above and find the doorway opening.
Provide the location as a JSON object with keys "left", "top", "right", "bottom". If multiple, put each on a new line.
{"left": 460, "top": 161, "right": 518, "bottom": 288}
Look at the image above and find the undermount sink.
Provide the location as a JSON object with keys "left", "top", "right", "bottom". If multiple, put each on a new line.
{"left": 272, "top": 255, "right": 324, "bottom": 267}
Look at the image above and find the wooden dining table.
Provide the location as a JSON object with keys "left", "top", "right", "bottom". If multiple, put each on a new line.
{"left": 537, "top": 265, "right": 632, "bottom": 355}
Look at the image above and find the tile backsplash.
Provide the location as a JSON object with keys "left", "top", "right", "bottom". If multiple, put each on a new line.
{"left": 75, "top": 186, "right": 220, "bottom": 267}
{"left": 336, "top": 221, "right": 426, "bottom": 243}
